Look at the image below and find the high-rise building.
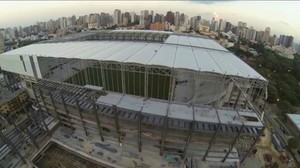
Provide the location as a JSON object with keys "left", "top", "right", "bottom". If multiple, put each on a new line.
{"left": 237, "top": 21, "right": 247, "bottom": 27}
{"left": 269, "top": 35, "right": 278, "bottom": 46}
{"left": 154, "top": 13, "right": 163, "bottom": 23}
{"left": 174, "top": 11, "right": 180, "bottom": 27}
{"left": 256, "top": 31, "right": 265, "bottom": 42}
{"left": 130, "top": 12, "right": 136, "bottom": 23}
{"left": 0, "top": 34, "right": 4, "bottom": 54}
{"left": 165, "top": 11, "right": 175, "bottom": 25}
{"left": 190, "top": 16, "right": 201, "bottom": 30}
{"left": 262, "top": 27, "right": 271, "bottom": 43}
{"left": 278, "top": 35, "right": 294, "bottom": 48}
{"left": 224, "top": 22, "right": 232, "bottom": 33}
{"left": 218, "top": 19, "right": 226, "bottom": 32}
{"left": 114, "top": 9, "right": 121, "bottom": 25}
{"left": 140, "top": 10, "right": 149, "bottom": 26}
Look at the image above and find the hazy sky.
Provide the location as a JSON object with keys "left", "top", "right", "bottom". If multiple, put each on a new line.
{"left": 0, "top": 1, "right": 300, "bottom": 42}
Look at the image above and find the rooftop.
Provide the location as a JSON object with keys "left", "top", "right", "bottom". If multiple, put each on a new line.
{"left": 286, "top": 113, "right": 300, "bottom": 130}
{"left": 0, "top": 30, "right": 266, "bottom": 81}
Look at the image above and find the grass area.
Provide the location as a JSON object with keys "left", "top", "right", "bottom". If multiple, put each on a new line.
{"left": 65, "top": 67, "right": 171, "bottom": 100}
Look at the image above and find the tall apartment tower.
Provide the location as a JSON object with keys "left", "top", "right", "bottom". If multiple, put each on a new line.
{"left": 140, "top": 10, "right": 149, "bottom": 26}
{"left": 263, "top": 27, "right": 271, "bottom": 43}
{"left": 114, "top": 9, "right": 121, "bottom": 25}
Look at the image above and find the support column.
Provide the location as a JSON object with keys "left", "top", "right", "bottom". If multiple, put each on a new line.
{"left": 100, "top": 62, "right": 106, "bottom": 91}
{"left": 182, "top": 121, "right": 196, "bottom": 159}
{"left": 222, "top": 124, "right": 245, "bottom": 162}
{"left": 233, "top": 90, "right": 242, "bottom": 109}
{"left": 160, "top": 115, "right": 168, "bottom": 156}
{"left": 48, "top": 91, "right": 60, "bottom": 122}
{"left": 38, "top": 88, "right": 50, "bottom": 115}
{"left": 0, "top": 132, "right": 26, "bottom": 163}
{"left": 241, "top": 127, "right": 265, "bottom": 163}
{"left": 25, "top": 127, "right": 40, "bottom": 149}
{"left": 144, "top": 68, "right": 149, "bottom": 99}
{"left": 32, "top": 86, "right": 50, "bottom": 135}
{"left": 60, "top": 92, "right": 73, "bottom": 128}
{"left": 112, "top": 105, "right": 121, "bottom": 146}
{"left": 202, "top": 123, "right": 221, "bottom": 161}
{"left": 168, "top": 71, "right": 176, "bottom": 101}
{"left": 75, "top": 98, "right": 88, "bottom": 136}
{"left": 93, "top": 101, "right": 104, "bottom": 141}
{"left": 121, "top": 64, "right": 126, "bottom": 94}
{"left": 138, "top": 110, "right": 142, "bottom": 152}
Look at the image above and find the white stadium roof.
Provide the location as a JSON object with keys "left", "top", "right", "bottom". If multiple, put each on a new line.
{"left": 0, "top": 31, "right": 266, "bottom": 81}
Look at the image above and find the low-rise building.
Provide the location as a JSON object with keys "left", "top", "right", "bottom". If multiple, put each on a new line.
{"left": 149, "top": 22, "right": 165, "bottom": 31}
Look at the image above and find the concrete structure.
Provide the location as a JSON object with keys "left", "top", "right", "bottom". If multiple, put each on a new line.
{"left": 286, "top": 114, "right": 300, "bottom": 136}
{"left": 0, "top": 30, "right": 267, "bottom": 167}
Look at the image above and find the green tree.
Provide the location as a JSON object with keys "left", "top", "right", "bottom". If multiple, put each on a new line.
{"left": 278, "top": 100, "right": 295, "bottom": 114}
{"left": 267, "top": 83, "right": 279, "bottom": 103}
{"left": 288, "top": 137, "right": 299, "bottom": 149}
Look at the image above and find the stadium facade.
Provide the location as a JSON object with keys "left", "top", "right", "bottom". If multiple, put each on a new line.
{"left": 0, "top": 30, "right": 267, "bottom": 167}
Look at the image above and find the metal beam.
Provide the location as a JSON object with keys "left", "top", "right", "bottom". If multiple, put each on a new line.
{"left": 0, "top": 131, "right": 26, "bottom": 163}
{"left": 32, "top": 86, "right": 50, "bottom": 135}
{"left": 38, "top": 88, "right": 50, "bottom": 115}
{"left": 138, "top": 110, "right": 142, "bottom": 152}
{"left": 121, "top": 64, "right": 126, "bottom": 94}
{"left": 144, "top": 67, "right": 149, "bottom": 99}
{"left": 112, "top": 105, "right": 121, "bottom": 145}
{"left": 202, "top": 123, "right": 221, "bottom": 161}
{"left": 240, "top": 127, "right": 265, "bottom": 163}
{"left": 182, "top": 121, "right": 196, "bottom": 159}
{"left": 160, "top": 115, "right": 168, "bottom": 156}
{"left": 100, "top": 62, "right": 106, "bottom": 91}
{"left": 75, "top": 98, "right": 88, "bottom": 136}
{"left": 25, "top": 127, "right": 40, "bottom": 149}
{"left": 168, "top": 69, "right": 176, "bottom": 101}
{"left": 222, "top": 124, "right": 245, "bottom": 162}
{"left": 93, "top": 101, "right": 104, "bottom": 141}
{"left": 59, "top": 92, "right": 73, "bottom": 128}
{"left": 233, "top": 90, "right": 242, "bottom": 109}
{"left": 48, "top": 91, "right": 60, "bottom": 122}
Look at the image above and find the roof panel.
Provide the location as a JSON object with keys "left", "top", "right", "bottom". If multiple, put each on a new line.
{"left": 89, "top": 42, "right": 132, "bottom": 60}
{"left": 173, "top": 46, "right": 198, "bottom": 70}
{"left": 188, "top": 37, "right": 202, "bottom": 48}
{"left": 125, "top": 43, "right": 163, "bottom": 64}
{"left": 147, "top": 44, "right": 177, "bottom": 68}
{"left": 164, "top": 35, "right": 179, "bottom": 44}
{"left": 178, "top": 36, "right": 190, "bottom": 46}
{"left": 105, "top": 42, "right": 147, "bottom": 62}
{"left": 223, "top": 52, "right": 266, "bottom": 80}
{"left": 193, "top": 48, "right": 223, "bottom": 74}
{"left": 208, "top": 50, "right": 242, "bottom": 76}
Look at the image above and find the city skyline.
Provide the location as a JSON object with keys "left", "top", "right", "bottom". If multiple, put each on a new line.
{"left": 0, "top": 1, "right": 300, "bottom": 42}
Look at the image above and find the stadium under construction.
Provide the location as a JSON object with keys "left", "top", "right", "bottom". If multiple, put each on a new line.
{"left": 0, "top": 30, "right": 267, "bottom": 168}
